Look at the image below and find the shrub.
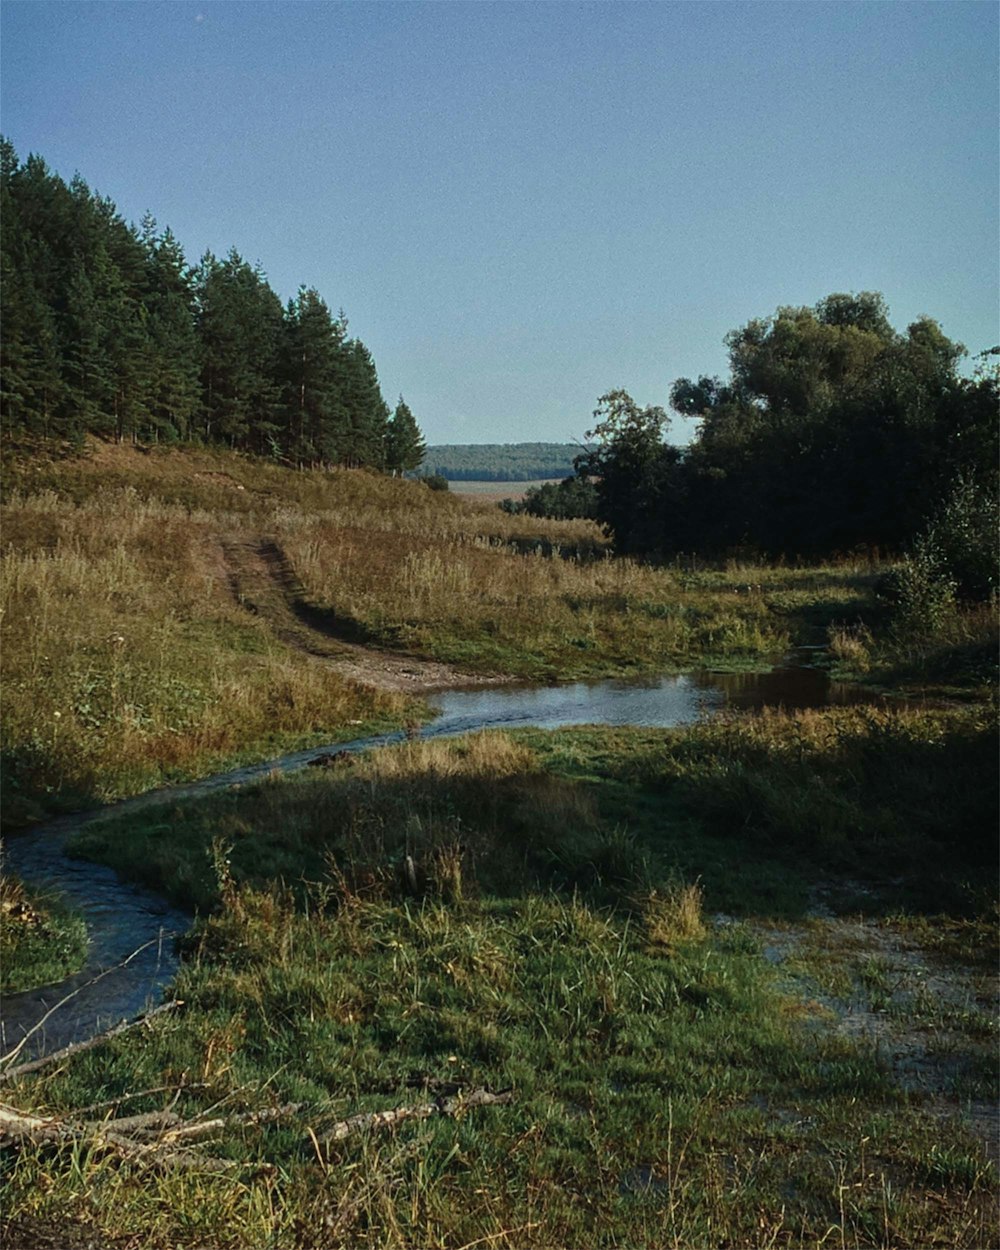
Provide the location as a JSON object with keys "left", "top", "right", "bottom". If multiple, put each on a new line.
{"left": 512, "top": 476, "right": 599, "bottom": 521}
{"left": 878, "top": 536, "right": 957, "bottom": 637}
{"left": 929, "top": 474, "right": 999, "bottom": 604}
{"left": 880, "top": 475, "right": 998, "bottom": 638}
{"left": 420, "top": 473, "right": 450, "bottom": 492}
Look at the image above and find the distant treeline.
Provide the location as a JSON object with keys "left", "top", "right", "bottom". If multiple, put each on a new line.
{"left": 0, "top": 139, "right": 425, "bottom": 472}
{"left": 422, "top": 443, "right": 590, "bottom": 481}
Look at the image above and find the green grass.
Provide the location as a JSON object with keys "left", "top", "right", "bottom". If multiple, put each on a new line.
{"left": 5, "top": 713, "right": 997, "bottom": 1247}
{"left": 2, "top": 442, "right": 997, "bottom": 1246}
{"left": 0, "top": 878, "right": 88, "bottom": 995}
{"left": 68, "top": 702, "right": 997, "bottom": 920}
{"left": 3, "top": 877, "right": 995, "bottom": 1248}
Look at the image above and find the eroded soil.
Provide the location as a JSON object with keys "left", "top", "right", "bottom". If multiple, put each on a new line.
{"left": 215, "top": 535, "right": 514, "bottom": 694}
{"left": 728, "top": 907, "right": 1000, "bottom": 1165}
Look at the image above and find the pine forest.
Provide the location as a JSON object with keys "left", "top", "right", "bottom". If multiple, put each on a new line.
{"left": 0, "top": 139, "right": 425, "bottom": 474}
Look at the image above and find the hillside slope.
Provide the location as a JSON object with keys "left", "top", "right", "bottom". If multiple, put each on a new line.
{"left": 1, "top": 440, "right": 828, "bottom": 825}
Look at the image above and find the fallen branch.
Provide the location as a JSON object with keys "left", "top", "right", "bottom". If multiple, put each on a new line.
{"left": 0, "top": 1102, "right": 237, "bottom": 1173}
{"left": 157, "top": 1100, "right": 306, "bottom": 1144}
{"left": 0, "top": 1085, "right": 514, "bottom": 1174}
{"left": 318, "top": 1086, "right": 514, "bottom": 1146}
{"left": 0, "top": 1001, "right": 183, "bottom": 1084}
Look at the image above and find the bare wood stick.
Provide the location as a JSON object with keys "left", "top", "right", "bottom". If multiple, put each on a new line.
{"left": 0, "top": 1000, "right": 182, "bottom": 1084}
{"left": 158, "top": 1100, "right": 306, "bottom": 1144}
{"left": 0, "top": 1103, "right": 66, "bottom": 1145}
{"left": 0, "top": 1088, "right": 513, "bottom": 1174}
{"left": 85, "top": 1109, "right": 186, "bottom": 1137}
{"left": 0, "top": 937, "right": 176, "bottom": 1068}
{"left": 0, "top": 1102, "right": 237, "bottom": 1173}
{"left": 317, "top": 1087, "right": 513, "bottom": 1146}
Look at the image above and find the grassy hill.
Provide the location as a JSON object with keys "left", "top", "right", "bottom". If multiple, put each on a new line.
{"left": 3, "top": 438, "right": 848, "bottom": 827}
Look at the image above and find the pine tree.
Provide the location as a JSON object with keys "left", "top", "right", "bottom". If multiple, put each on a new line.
{"left": 140, "top": 219, "right": 200, "bottom": 441}
{"left": 0, "top": 142, "right": 66, "bottom": 437}
{"left": 385, "top": 396, "right": 426, "bottom": 474}
{"left": 195, "top": 250, "right": 284, "bottom": 450}
{"left": 337, "top": 338, "right": 389, "bottom": 468}
{"left": 280, "top": 287, "right": 347, "bottom": 464}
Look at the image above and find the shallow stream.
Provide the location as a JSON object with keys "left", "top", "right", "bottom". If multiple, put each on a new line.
{"left": 2, "top": 661, "right": 888, "bottom": 1060}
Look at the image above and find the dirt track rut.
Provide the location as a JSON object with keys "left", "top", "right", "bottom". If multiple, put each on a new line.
{"left": 218, "top": 537, "right": 512, "bottom": 694}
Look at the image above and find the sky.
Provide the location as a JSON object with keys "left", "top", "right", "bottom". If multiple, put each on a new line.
{"left": 2, "top": 0, "right": 997, "bottom": 446}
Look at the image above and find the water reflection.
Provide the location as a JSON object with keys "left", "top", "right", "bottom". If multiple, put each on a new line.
{"left": 427, "top": 663, "right": 880, "bottom": 733}
{"left": 2, "top": 660, "right": 888, "bottom": 1059}
{"left": 697, "top": 665, "right": 883, "bottom": 712}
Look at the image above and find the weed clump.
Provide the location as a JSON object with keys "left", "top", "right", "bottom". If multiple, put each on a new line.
{"left": 639, "top": 878, "right": 707, "bottom": 950}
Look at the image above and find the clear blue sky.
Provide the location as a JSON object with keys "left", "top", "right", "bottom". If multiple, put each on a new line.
{"left": 2, "top": 0, "right": 996, "bottom": 445}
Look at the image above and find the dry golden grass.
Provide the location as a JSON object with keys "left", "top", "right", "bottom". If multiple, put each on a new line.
{"left": 1, "top": 442, "right": 878, "bottom": 821}
{"left": 0, "top": 476, "right": 408, "bottom": 819}
{"left": 640, "top": 879, "right": 707, "bottom": 948}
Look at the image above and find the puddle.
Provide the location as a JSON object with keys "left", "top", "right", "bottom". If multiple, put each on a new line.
{"left": 427, "top": 664, "right": 891, "bottom": 735}
{"left": 0, "top": 662, "right": 902, "bottom": 1061}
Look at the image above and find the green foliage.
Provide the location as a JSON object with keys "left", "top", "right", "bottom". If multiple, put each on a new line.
{"left": 880, "top": 474, "right": 998, "bottom": 639}
{"left": 0, "top": 138, "right": 395, "bottom": 469}
{"left": 923, "top": 474, "right": 999, "bottom": 604}
{"left": 584, "top": 293, "right": 994, "bottom": 563}
{"left": 504, "top": 475, "right": 598, "bottom": 520}
{"left": 879, "top": 539, "right": 958, "bottom": 638}
{"left": 575, "top": 390, "right": 680, "bottom": 554}
{"left": 419, "top": 472, "right": 450, "bottom": 491}
{"left": 278, "top": 285, "right": 347, "bottom": 464}
{"left": 384, "top": 396, "right": 426, "bottom": 474}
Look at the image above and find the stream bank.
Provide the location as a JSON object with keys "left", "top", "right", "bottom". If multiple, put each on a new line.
{"left": 0, "top": 660, "right": 913, "bottom": 1060}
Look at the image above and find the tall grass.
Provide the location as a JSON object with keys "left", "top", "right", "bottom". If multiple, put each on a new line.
{"left": 1, "top": 478, "right": 408, "bottom": 825}
{"left": 2, "top": 443, "right": 882, "bottom": 823}
{"left": 70, "top": 732, "right": 614, "bottom": 910}
{"left": 576, "top": 703, "right": 999, "bottom": 914}
{"left": 5, "top": 870, "right": 995, "bottom": 1247}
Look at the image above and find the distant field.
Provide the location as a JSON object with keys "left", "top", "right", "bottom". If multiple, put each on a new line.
{"left": 449, "top": 478, "right": 563, "bottom": 501}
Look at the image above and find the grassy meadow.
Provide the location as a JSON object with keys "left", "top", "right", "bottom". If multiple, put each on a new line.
{"left": 1, "top": 440, "right": 888, "bottom": 827}
{"left": 4, "top": 722, "right": 997, "bottom": 1247}
{"left": 1, "top": 442, "right": 997, "bottom": 1248}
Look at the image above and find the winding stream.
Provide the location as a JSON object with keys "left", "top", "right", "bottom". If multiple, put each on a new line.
{"left": 2, "top": 662, "right": 886, "bottom": 1060}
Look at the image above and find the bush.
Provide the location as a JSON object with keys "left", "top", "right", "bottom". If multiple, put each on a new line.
{"left": 879, "top": 536, "right": 957, "bottom": 637}
{"left": 929, "top": 474, "right": 999, "bottom": 603}
{"left": 515, "top": 476, "right": 598, "bottom": 520}
{"left": 880, "top": 475, "right": 998, "bottom": 637}
{"left": 420, "top": 473, "right": 450, "bottom": 492}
